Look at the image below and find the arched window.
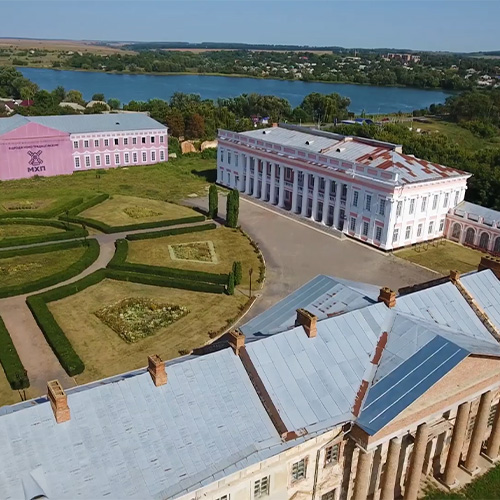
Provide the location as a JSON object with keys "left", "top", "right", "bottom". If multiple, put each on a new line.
{"left": 465, "top": 227, "right": 476, "bottom": 245}
{"left": 479, "top": 232, "right": 490, "bottom": 250}
{"left": 451, "top": 223, "right": 462, "bottom": 241}
{"left": 494, "top": 236, "right": 500, "bottom": 254}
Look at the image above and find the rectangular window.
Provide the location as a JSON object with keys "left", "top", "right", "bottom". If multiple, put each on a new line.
{"left": 84, "top": 140, "right": 89, "bottom": 148}
{"left": 235, "top": 154, "right": 239, "bottom": 167}
{"left": 421, "top": 196, "right": 427, "bottom": 212}
{"left": 114, "top": 153, "right": 120, "bottom": 165}
{"left": 227, "top": 151, "right": 231, "bottom": 164}
{"left": 74, "top": 157, "right": 80, "bottom": 168}
{"left": 379, "top": 199, "right": 386, "bottom": 216}
{"left": 105, "top": 154, "right": 110, "bottom": 166}
{"left": 428, "top": 221, "right": 434, "bottom": 234}
{"left": 353, "top": 191, "right": 359, "bottom": 207}
{"left": 220, "top": 149, "right": 224, "bottom": 162}
{"left": 417, "top": 224, "right": 423, "bottom": 237}
{"left": 142, "top": 136, "right": 146, "bottom": 144}
{"left": 160, "top": 150, "right": 165, "bottom": 161}
{"left": 114, "top": 138, "right": 119, "bottom": 146}
{"left": 142, "top": 152, "right": 147, "bottom": 162}
{"left": 350, "top": 217, "right": 356, "bottom": 232}
{"left": 159, "top": 135, "right": 164, "bottom": 143}
{"left": 396, "top": 201, "right": 402, "bottom": 217}
{"left": 341, "top": 184, "right": 347, "bottom": 199}
{"left": 132, "top": 137, "right": 137, "bottom": 145}
{"left": 365, "top": 194, "right": 372, "bottom": 211}
{"left": 488, "top": 404, "right": 498, "bottom": 427}
{"left": 322, "top": 490, "right": 336, "bottom": 500}
{"left": 443, "top": 193, "right": 449, "bottom": 208}
{"left": 73, "top": 140, "right": 79, "bottom": 149}
{"left": 124, "top": 138, "right": 128, "bottom": 146}
{"left": 124, "top": 153, "right": 129, "bottom": 164}
{"left": 84, "top": 156, "right": 90, "bottom": 168}
{"left": 151, "top": 135, "right": 155, "bottom": 143}
{"left": 94, "top": 139, "right": 99, "bottom": 147}
{"left": 375, "top": 226, "right": 382, "bottom": 241}
{"left": 227, "top": 172, "right": 231, "bottom": 185}
{"left": 393, "top": 228, "right": 399, "bottom": 243}
{"left": 409, "top": 199, "right": 415, "bottom": 215}
{"left": 95, "top": 155, "right": 101, "bottom": 167}
{"left": 254, "top": 476, "right": 270, "bottom": 498}
{"left": 432, "top": 194, "right": 438, "bottom": 210}
{"left": 324, "top": 444, "right": 340, "bottom": 466}
{"left": 104, "top": 139, "right": 109, "bottom": 147}
{"left": 362, "top": 221, "right": 369, "bottom": 237}
{"left": 133, "top": 152, "right": 138, "bottom": 163}
{"left": 292, "top": 459, "right": 307, "bottom": 481}
{"left": 405, "top": 225, "right": 412, "bottom": 239}
{"left": 454, "top": 191, "right": 459, "bottom": 206}
{"left": 151, "top": 151, "right": 156, "bottom": 161}
{"left": 439, "top": 219, "right": 445, "bottom": 232}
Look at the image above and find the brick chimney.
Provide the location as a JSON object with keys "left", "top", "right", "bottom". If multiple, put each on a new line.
{"left": 229, "top": 329, "right": 245, "bottom": 355}
{"left": 378, "top": 287, "right": 396, "bottom": 308}
{"left": 449, "top": 270, "right": 461, "bottom": 283}
{"left": 272, "top": 122, "right": 278, "bottom": 128}
{"left": 478, "top": 256, "right": 500, "bottom": 280}
{"left": 148, "top": 355, "right": 167, "bottom": 387}
{"left": 47, "top": 380, "right": 70, "bottom": 424}
{"left": 295, "top": 309, "right": 317, "bottom": 338}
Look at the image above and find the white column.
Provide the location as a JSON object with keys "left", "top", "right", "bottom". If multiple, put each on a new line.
{"left": 269, "top": 163, "right": 276, "bottom": 204}
{"left": 301, "top": 172, "right": 310, "bottom": 216}
{"left": 278, "top": 164, "right": 285, "bottom": 208}
{"left": 342, "top": 184, "right": 352, "bottom": 234}
{"left": 291, "top": 168, "right": 299, "bottom": 213}
{"left": 253, "top": 157, "right": 259, "bottom": 198}
{"left": 260, "top": 161, "right": 268, "bottom": 201}
{"left": 333, "top": 180, "right": 342, "bottom": 229}
{"left": 311, "top": 174, "right": 320, "bottom": 221}
{"left": 238, "top": 157, "right": 245, "bottom": 191}
{"left": 244, "top": 155, "right": 251, "bottom": 194}
{"left": 322, "top": 177, "right": 331, "bottom": 225}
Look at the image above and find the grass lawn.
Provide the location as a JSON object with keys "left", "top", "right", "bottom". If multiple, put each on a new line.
{"left": 79, "top": 194, "right": 197, "bottom": 226}
{"left": 127, "top": 226, "right": 262, "bottom": 287}
{"left": 48, "top": 279, "right": 248, "bottom": 383}
{"left": 395, "top": 241, "right": 484, "bottom": 275}
{"left": 0, "top": 370, "right": 24, "bottom": 407}
{"left": 0, "top": 223, "right": 63, "bottom": 240}
{"left": 0, "top": 157, "right": 216, "bottom": 208}
{"left": 0, "top": 247, "right": 86, "bottom": 287}
{"left": 0, "top": 194, "right": 81, "bottom": 217}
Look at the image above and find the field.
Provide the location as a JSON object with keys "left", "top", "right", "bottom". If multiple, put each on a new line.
{"left": 127, "top": 226, "right": 262, "bottom": 287}
{"left": 0, "top": 157, "right": 215, "bottom": 207}
{"left": 0, "top": 246, "right": 86, "bottom": 287}
{"left": 0, "top": 38, "right": 132, "bottom": 54}
{"left": 0, "top": 223, "right": 62, "bottom": 239}
{"left": 396, "top": 241, "right": 483, "bottom": 275}
{"left": 79, "top": 194, "right": 197, "bottom": 226}
{"left": 49, "top": 279, "right": 248, "bottom": 383}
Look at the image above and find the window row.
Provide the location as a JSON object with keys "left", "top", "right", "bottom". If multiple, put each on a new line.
{"left": 349, "top": 217, "right": 383, "bottom": 241}
{"left": 220, "top": 149, "right": 239, "bottom": 167}
{"left": 352, "top": 191, "right": 386, "bottom": 216}
{"left": 393, "top": 219, "right": 445, "bottom": 243}
{"left": 396, "top": 191, "right": 462, "bottom": 217}
{"left": 73, "top": 135, "right": 164, "bottom": 149}
{"left": 74, "top": 150, "right": 164, "bottom": 169}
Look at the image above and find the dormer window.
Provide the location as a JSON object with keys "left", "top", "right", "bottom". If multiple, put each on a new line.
{"left": 305, "top": 140, "right": 313, "bottom": 145}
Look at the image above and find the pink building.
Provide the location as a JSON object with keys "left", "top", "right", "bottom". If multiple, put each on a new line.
{"left": 0, "top": 113, "right": 168, "bottom": 181}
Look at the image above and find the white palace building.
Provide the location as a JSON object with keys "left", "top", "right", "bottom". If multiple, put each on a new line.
{"left": 217, "top": 124, "right": 474, "bottom": 251}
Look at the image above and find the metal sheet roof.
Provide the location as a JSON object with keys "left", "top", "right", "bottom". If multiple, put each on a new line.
{"left": 0, "top": 349, "right": 281, "bottom": 500}
{"left": 240, "top": 275, "right": 378, "bottom": 339}
{"left": 0, "top": 113, "right": 166, "bottom": 136}
{"left": 453, "top": 201, "right": 500, "bottom": 223}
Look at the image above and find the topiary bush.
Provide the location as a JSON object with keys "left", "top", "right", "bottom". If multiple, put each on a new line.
{"left": 208, "top": 184, "right": 218, "bottom": 219}
{"left": 233, "top": 261, "right": 242, "bottom": 285}
{"left": 227, "top": 271, "right": 235, "bottom": 295}
{"left": 226, "top": 189, "right": 240, "bottom": 228}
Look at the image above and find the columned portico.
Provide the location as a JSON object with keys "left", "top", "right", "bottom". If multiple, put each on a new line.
{"left": 352, "top": 448, "right": 373, "bottom": 500}
{"left": 269, "top": 163, "right": 276, "bottom": 205}
{"left": 485, "top": 401, "right": 500, "bottom": 460}
{"left": 252, "top": 158, "right": 259, "bottom": 198}
{"left": 301, "top": 172, "right": 310, "bottom": 217}
{"left": 238, "top": 158, "right": 245, "bottom": 191}
{"left": 260, "top": 161, "right": 268, "bottom": 201}
{"left": 311, "top": 174, "right": 320, "bottom": 221}
{"left": 244, "top": 155, "right": 251, "bottom": 194}
{"left": 380, "top": 437, "right": 402, "bottom": 500}
{"left": 333, "top": 181, "right": 342, "bottom": 229}
{"left": 404, "top": 423, "right": 429, "bottom": 500}
{"left": 278, "top": 165, "right": 285, "bottom": 208}
{"left": 322, "top": 177, "right": 331, "bottom": 225}
{"left": 291, "top": 168, "right": 299, "bottom": 213}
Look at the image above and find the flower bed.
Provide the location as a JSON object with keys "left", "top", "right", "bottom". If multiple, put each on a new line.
{"left": 168, "top": 241, "right": 218, "bottom": 263}
{"left": 95, "top": 297, "right": 189, "bottom": 343}
{"left": 123, "top": 206, "right": 161, "bottom": 219}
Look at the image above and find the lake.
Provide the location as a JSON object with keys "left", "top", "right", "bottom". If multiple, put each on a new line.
{"left": 20, "top": 67, "right": 453, "bottom": 114}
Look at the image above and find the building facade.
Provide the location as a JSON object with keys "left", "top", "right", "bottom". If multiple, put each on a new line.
{"left": 217, "top": 124, "right": 470, "bottom": 250}
{"left": 0, "top": 113, "right": 168, "bottom": 181}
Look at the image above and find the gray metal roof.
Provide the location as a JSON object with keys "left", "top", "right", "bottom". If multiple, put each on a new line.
{"left": 461, "top": 269, "right": 500, "bottom": 332}
{"left": 0, "top": 113, "right": 166, "bottom": 136}
{"left": 453, "top": 201, "right": 500, "bottom": 224}
{"left": 240, "top": 275, "right": 379, "bottom": 339}
{"left": 0, "top": 349, "right": 282, "bottom": 500}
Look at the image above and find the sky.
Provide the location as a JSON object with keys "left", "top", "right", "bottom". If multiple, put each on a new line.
{"left": 1, "top": 1, "right": 499, "bottom": 53}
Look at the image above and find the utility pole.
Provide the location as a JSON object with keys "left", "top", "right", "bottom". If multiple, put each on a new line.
{"left": 249, "top": 267, "right": 253, "bottom": 298}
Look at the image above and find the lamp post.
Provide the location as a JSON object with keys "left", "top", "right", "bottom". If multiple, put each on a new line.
{"left": 249, "top": 267, "right": 253, "bottom": 298}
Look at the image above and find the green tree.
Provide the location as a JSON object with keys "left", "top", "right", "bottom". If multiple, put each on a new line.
{"left": 165, "top": 109, "right": 185, "bottom": 137}
{"left": 208, "top": 184, "right": 218, "bottom": 218}
{"left": 227, "top": 271, "right": 235, "bottom": 295}
{"left": 185, "top": 112, "right": 206, "bottom": 139}
{"left": 92, "top": 93, "right": 105, "bottom": 101}
{"left": 107, "top": 98, "right": 121, "bottom": 110}
{"left": 226, "top": 189, "right": 240, "bottom": 228}
{"left": 65, "top": 89, "right": 86, "bottom": 106}
{"left": 51, "top": 85, "right": 66, "bottom": 103}
{"left": 232, "top": 261, "right": 242, "bottom": 285}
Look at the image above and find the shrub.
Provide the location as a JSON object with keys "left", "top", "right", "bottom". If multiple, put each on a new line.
{"left": 0, "top": 316, "right": 30, "bottom": 390}
{"left": 108, "top": 239, "right": 128, "bottom": 267}
{"left": 126, "top": 222, "right": 216, "bottom": 241}
{"left": 201, "top": 148, "right": 217, "bottom": 159}
{"left": 227, "top": 271, "right": 235, "bottom": 295}
{"left": 233, "top": 261, "right": 242, "bottom": 285}
{"left": 460, "top": 120, "right": 498, "bottom": 139}
{"left": 208, "top": 184, "right": 218, "bottom": 219}
{"left": 0, "top": 197, "right": 83, "bottom": 219}
{"left": 67, "top": 193, "right": 110, "bottom": 216}
{"left": 226, "top": 189, "right": 240, "bottom": 228}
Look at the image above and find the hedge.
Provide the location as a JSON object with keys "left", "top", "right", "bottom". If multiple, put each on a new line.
{"left": 0, "top": 316, "right": 30, "bottom": 390}
{"left": 0, "top": 239, "right": 100, "bottom": 298}
{"left": 0, "top": 219, "right": 88, "bottom": 248}
{"left": 59, "top": 213, "right": 206, "bottom": 234}
{"left": 126, "top": 222, "right": 216, "bottom": 241}
{"left": 66, "top": 193, "right": 110, "bottom": 216}
{"left": 0, "top": 197, "right": 84, "bottom": 219}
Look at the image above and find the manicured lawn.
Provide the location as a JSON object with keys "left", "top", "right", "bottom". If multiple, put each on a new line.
{"left": 0, "top": 157, "right": 216, "bottom": 207}
{"left": 0, "top": 247, "right": 86, "bottom": 287}
{"left": 48, "top": 279, "right": 248, "bottom": 383}
{"left": 0, "top": 370, "right": 23, "bottom": 407}
{"left": 79, "top": 194, "right": 197, "bottom": 226}
{"left": 395, "top": 241, "right": 483, "bottom": 275}
{"left": 127, "top": 226, "right": 262, "bottom": 287}
{"left": 0, "top": 224, "right": 62, "bottom": 239}
{"left": 0, "top": 195, "right": 81, "bottom": 217}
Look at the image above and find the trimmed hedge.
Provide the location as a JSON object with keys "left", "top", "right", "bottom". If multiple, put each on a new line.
{"left": 0, "top": 239, "right": 100, "bottom": 298}
{"left": 0, "top": 316, "right": 30, "bottom": 390}
{"left": 66, "top": 193, "right": 110, "bottom": 216}
{"left": 0, "top": 219, "right": 88, "bottom": 248}
{"left": 126, "top": 222, "right": 216, "bottom": 241}
{"left": 0, "top": 197, "right": 84, "bottom": 219}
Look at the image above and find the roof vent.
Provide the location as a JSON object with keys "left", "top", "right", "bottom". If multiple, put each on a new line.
{"left": 305, "top": 140, "right": 314, "bottom": 145}
{"left": 262, "top": 130, "right": 269, "bottom": 134}
{"left": 115, "top": 121, "right": 120, "bottom": 125}
{"left": 336, "top": 147, "right": 346, "bottom": 153}
{"left": 368, "top": 155, "right": 373, "bottom": 161}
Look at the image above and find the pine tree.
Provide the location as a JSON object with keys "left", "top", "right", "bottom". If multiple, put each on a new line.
{"left": 227, "top": 271, "right": 235, "bottom": 295}
{"left": 233, "top": 261, "right": 242, "bottom": 285}
{"left": 208, "top": 184, "right": 218, "bottom": 219}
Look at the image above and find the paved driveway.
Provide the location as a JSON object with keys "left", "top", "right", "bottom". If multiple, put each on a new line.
{"left": 187, "top": 194, "right": 438, "bottom": 318}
